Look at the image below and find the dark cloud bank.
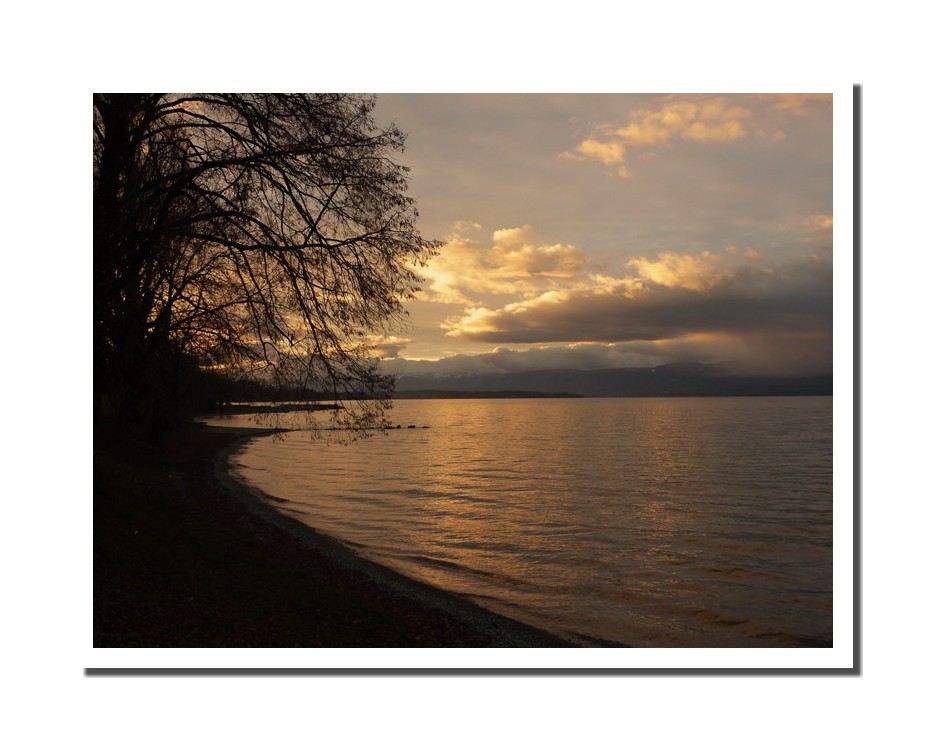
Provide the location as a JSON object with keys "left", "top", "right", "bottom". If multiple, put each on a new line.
{"left": 389, "top": 253, "right": 833, "bottom": 383}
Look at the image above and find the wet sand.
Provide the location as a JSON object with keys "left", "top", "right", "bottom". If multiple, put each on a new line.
{"left": 94, "top": 422, "right": 573, "bottom": 648}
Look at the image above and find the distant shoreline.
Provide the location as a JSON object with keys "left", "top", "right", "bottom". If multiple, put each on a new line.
{"left": 209, "top": 391, "right": 832, "bottom": 411}
{"left": 393, "top": 363, "right": 833, "bottom": 398}
{"left": 393, "top": 389, "right": 581, "bottom": 399}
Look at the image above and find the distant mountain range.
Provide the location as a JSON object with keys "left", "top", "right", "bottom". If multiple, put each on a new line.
{"left": 395, "top": 362, "right": 832, "bottom": 398}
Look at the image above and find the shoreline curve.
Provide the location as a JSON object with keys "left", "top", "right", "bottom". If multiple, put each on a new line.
{"left": 212, "top": 425, "right": 579, "bottom": 648}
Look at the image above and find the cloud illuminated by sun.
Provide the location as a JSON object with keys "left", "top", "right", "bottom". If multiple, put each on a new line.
{"left": 627, "top": 250, "right": 735, "bottom": 292}
{"left": 562, "top": 93, "right": 830, "bottom": 178}
{"left": 610, "top": 98, "right": 751, "bottom": 145}
{"left": 442, "top": 246, "right": 829, "bottom": 351}
{"left": 414, "top": 223, "right": 585, "bottom": 305}
{"left": 561, "top": 96, "right": 751, "bottom": 177}
{"left": 806, "top": 214, "right": 833, "bottom": 231}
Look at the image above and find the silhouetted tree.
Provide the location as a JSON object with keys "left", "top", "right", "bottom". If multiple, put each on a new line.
{"left": 94, "top": 94, "right": 437, "bottom": 436}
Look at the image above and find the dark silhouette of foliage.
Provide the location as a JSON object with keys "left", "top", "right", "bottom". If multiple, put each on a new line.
{"left": 94, "top": 94, "right": 437, "bottom": 436}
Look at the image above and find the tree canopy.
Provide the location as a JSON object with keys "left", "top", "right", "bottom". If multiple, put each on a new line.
{"left": 93, "top": 94, "right": 437, "bottom": 435}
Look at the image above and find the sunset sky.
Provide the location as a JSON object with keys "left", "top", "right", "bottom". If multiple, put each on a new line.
{"left": 373, "top": 93, "right": 833, "bottom": 377}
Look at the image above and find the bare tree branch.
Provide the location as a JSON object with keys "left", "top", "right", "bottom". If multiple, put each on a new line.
{"left": 94, "top": 93, "right": 438, "bottom": 436}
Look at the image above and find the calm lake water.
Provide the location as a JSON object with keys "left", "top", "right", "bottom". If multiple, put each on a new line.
{"left": 217, "top": 397, "right": 832, "bottom": 647}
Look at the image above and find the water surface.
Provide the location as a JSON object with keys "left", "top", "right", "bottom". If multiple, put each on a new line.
{"left": 218, "top": 397, "right": 832, "bottom": 647}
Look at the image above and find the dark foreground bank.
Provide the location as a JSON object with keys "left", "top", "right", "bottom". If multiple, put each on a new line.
{"left": 94, "top": 422, "right": 573, "bottom": 648}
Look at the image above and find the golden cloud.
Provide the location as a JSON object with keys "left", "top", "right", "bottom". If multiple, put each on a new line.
{"left": 564, "top": 96, "right": 752, "bottom": 176}
{"left": 613, "top": 99, "right": 751, "bottom": 145}
{"left": 441, "top": 247, "right": 767, "bottom": 340}
{"left": 444, "top": 276, "right": 645, "bottom": 341}
{"left": 416, "top": 224, "right": 586, "bottom": 305}
{"left": 443, "top": 251, "right": 832, "bottom": 346}
{"left": 442, "top": 251, "right": 831, "bottom": 350}
{"left": 571, "top": 138, "right": 626, "bottom": 164}
{"left": 807, "top": 214, "right": 834, "bottom": 231}
{"left": 627, "top": 248, "right": 753, "bottom": 292}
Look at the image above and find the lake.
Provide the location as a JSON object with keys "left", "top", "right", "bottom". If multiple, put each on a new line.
{"left": 216, "top": 396, "right": 832, "bottom": 647}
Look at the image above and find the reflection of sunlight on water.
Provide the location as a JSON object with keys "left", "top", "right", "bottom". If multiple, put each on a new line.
{"left": 227, "top": 396, "right": 832, "bottom": 647}
{"left": 634, "top": 496, "right": 696, "bottom": 530}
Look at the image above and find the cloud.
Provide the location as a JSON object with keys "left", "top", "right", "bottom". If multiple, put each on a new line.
{"left": 415, "top": 223, "right": 585, "bottom": 304}
{"left": 807, "top": 214, "right": 833, "bottom": 231}
{"left": 567, "top": 139, "right": 629, "bottom": 175}
{"left": 385, "top": 330, "right": 831, "bottom": 378}
{"left": 442, "top": 250, "right": 832, "bottom": 368}
{"left": 627, "top": 249, "right": 734, "bottom": 292}
{"left": 359, "top": 334, "right": 413, "bottom": 359}
{"left": 611, "top": 99, "right": 751, "bottom": 145}
{"left": 563, "top": 94, "right": 831, "bottom": 178}
{"left": 383, "top": 343, "right": 670, "bottom": 376}
{"left": 402, "top": 222, "right": 832, "bottom": 377}
{"left": 562, "top": 96, "right": 751, "bottom": 176}
{"left": 761, "top": 93, "right": 833, "bottom": 112}
{"left": 570, "top": 138, "right": 626, "bottom": 165}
